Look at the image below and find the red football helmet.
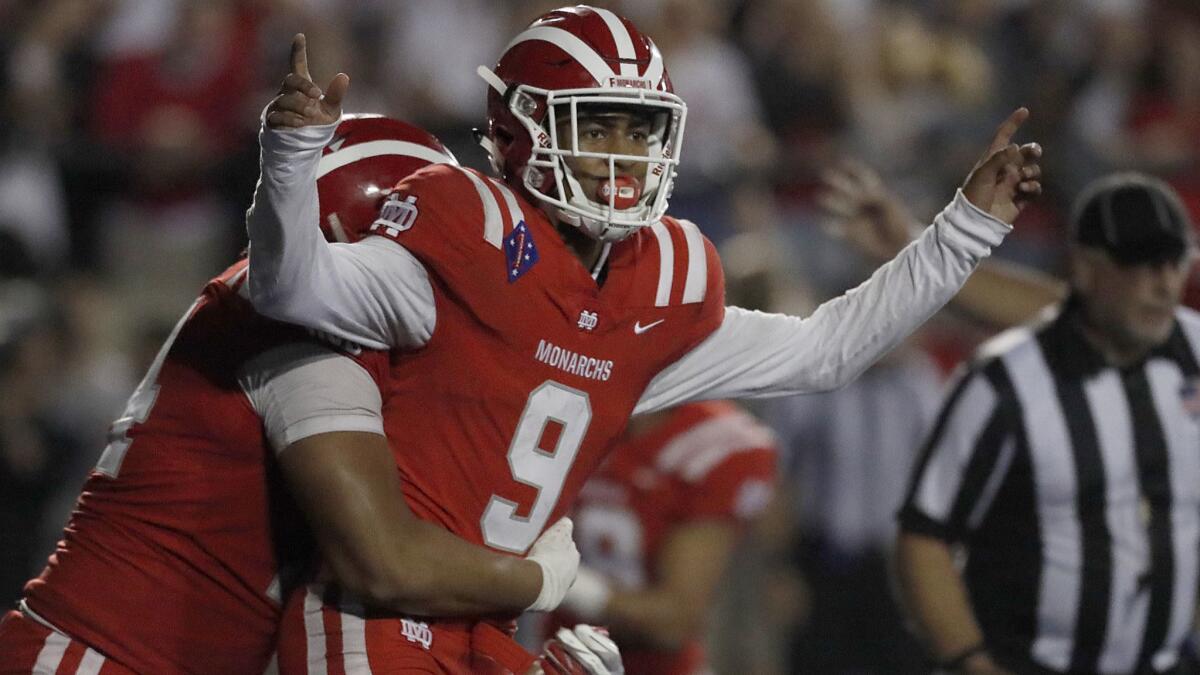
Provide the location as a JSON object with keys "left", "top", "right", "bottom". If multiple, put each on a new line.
{"left": 316, "top": 114, "right": 456, "bottom": 243}
{"left": 479, "top": 5, "right": 686, "bottom": 241}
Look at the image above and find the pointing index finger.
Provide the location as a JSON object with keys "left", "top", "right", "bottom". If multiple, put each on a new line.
{"left": 988, "top": 107, "right": 1029, "bottom": 155}
{"left": 290, "top": 33, "right": 312, "bottom": 82}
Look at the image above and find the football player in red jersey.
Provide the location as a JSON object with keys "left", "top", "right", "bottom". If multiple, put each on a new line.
{"left": 0, "top": 117, "right": 589, "bottom": 675}
{"left": 546, "top": 401, "right": 778, "bottom": 675}
{"left": 248, "top": 6, "right": 1042, "bottom": 673}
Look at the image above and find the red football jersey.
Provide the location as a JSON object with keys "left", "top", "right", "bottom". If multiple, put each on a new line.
{"left": 554, "top": 401, "right": 777, "bottom": 675}
{"left": 19, "top": 259, "right": 387, "bottom": 675}
{"left": 273, "top": 163, "right": 728, "bottom": 672}
{"left": 370, "top": 164, "right": 725, "bottom": 628}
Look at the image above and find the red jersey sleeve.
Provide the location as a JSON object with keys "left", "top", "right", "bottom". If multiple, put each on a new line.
{"left": 636, "top": 217, "right": 727, "bottom": 370}
{"left": 204, "top": 258, "right": 393, "bottom": 391}
{"left": 366, "top": 163, "right": 543, "bottom": 290}
{"left": 667, "top": 404, "right": 778, "bottom": 523}
{"left": 365, "top": 164, "right": 485, "bottom": 271}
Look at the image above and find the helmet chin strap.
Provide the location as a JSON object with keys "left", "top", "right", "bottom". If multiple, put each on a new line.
{"left": 475, "top": 67, "right": 509, "bottom": 174}
{"left": 477, "top": 134, "right": 504, "bottom": 175}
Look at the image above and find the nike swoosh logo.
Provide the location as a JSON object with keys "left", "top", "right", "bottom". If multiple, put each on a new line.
{"left": 633, "top": 319, "right": 665, "bottom": 335}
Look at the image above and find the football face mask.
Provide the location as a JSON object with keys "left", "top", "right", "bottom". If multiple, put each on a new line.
{"left": 510, "top": 87, "right": 685, "bottom": 241}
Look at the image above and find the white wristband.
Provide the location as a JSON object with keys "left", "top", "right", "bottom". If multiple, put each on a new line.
{"left": 525, "top": 517, "right": 580, "bottom": 612}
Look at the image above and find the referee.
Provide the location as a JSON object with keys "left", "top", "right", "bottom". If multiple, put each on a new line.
{"left": 895, "top": 173, "right": 1200, "bottom": 675}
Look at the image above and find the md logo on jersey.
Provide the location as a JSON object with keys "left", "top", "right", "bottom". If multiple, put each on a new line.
{"left": 578, "top": 310, "right": 598, "bottom": 331}
{"left": 370, "top": 192, "right": 419, "bottom": 239}
{"left": 504, "top": 220, "right": 539, "bottom": 282}
{"left": 400, "top": 618, "right": 433, "bottom": 650}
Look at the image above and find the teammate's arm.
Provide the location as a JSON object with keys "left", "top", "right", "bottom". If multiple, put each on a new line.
{"left": 818, "top": 160, "right": 1065, "bottom": 327}
{"left": 634, "top": 111, "right": 1041, "bottom": 414}
{"left": 241, "top": 343, "right": 577, "bottom": 617}
{"left": 565, "top": 521, "right": 738, "bottom": 650}
{"left": 952, "top": 259, "right": 1064, "bottom": 327}
{"left": 281, "top": 430, "right": 574, "bottom": 617}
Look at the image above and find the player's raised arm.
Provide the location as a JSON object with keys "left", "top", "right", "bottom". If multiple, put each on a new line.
{"left": 819, "top": 153, "right": 1064, "bottom": 328}
{"left": 245, "top": 34, "right": 435, "bottom": 351}
{"left": 264, "top": 34, "right": 348, "bottom": 130}
{"left": 635, "top": 110, "right": 1043, "bottom": 413}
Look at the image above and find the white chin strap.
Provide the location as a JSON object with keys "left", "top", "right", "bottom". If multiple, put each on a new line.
{"left": 476, "top": 66, "right": 508, "bottom": 175}
{"left": 477, "top": 65, "right": 507, "bottom": 95}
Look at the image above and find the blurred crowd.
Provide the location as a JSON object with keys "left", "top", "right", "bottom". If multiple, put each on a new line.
{"left": 1, "top": 0, "right": 1199, "bottom": 671}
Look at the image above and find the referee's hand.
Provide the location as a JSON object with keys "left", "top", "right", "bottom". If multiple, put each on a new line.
{"left": 961, "top": 107, "right": 1042, "bottom": 225}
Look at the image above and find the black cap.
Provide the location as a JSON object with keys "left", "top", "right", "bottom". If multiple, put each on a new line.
{"left": 1070, "top": 172, "right": 1195, "bottom": 265}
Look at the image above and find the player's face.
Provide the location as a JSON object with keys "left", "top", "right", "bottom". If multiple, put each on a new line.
{"left": 1076, "top": 247, "right": 1191, "bottom": 355}
{"left": 555, "top": 109, "right": 653, "bottom": 207}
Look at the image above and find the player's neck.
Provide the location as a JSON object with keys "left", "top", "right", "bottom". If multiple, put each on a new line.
{"left": 555, "top": 222, "right": 606, "bottom": 273}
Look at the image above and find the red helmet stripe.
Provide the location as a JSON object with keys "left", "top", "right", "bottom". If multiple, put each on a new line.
{"left": 592, "top": 7, "right": 638, "bottom": 77}
{"left": 503, "top": 25, "right": 616, "bottom": 84}
{"left": 317, "top": 140, "right": 454, "bottom": 179}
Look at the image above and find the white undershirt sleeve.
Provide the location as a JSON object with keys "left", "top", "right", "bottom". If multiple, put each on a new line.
{"left": 244, "top": 115, "right": 436, "bottom": 351}
{"left": 238, "top": 343, "right": 384, "bottom": 453}
{"left": 633, "top": 190, "right": 1010, "bottom": 415}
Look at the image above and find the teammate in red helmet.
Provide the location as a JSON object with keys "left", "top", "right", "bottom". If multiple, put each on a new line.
{"left": 0, "top": 116, "right": 585, "bottom": 675}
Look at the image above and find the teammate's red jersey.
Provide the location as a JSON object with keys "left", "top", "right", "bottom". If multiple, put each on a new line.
{"left": 275, "top": 163, "right": 726, "bottom": 672}
{"left": 11, "top": 260, "right": 385, "bottom": 675}
{"left": 553, "top": 401, "right": 777, "bottom": 675}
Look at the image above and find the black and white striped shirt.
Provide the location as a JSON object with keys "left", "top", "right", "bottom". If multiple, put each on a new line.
{"left": 900, "top": 300, "right": 1200, "bottom": 675}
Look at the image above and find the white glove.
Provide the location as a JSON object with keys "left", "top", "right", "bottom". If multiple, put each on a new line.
{"left": 524, "top": 517, "right": 580, "bottom": 612}
{"left": 541, "top": 625, "right": 624, "bottom": 675}
{"left": 559, "top": 566, "right": 612, "bottom": 622}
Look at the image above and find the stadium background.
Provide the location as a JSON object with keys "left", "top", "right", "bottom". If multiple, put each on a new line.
{"left": 0, "top": 0, "right": 1197, "bottom": 671}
